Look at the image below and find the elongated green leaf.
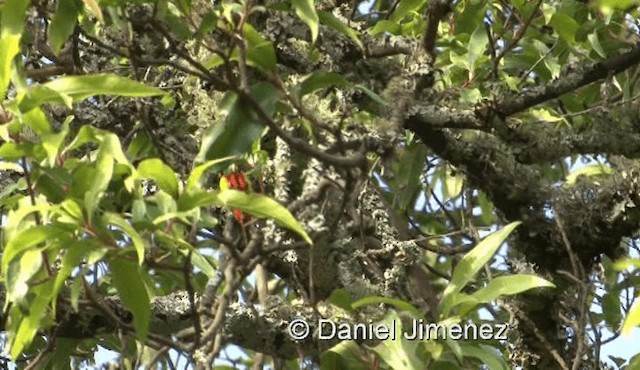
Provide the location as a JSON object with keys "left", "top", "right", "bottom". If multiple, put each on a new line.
{"left": 354, "top": 84, "right": 388, "bottom": 107}
{"left": 294, "top": 72, "right": 348, "bottom": 100}
{"left": 352, "top": 295, "right": 423, "bottom": 318}
{"left": 467, "top": 26, "right": 488, "bottom": 72}
{"left": 602, "top": 291, "right": 623, "bottom": 329}
{"left": 104, "top": 213, "right": 147, "bottom": 265}
{"left": 564, "top": 163, "right": 612, "bottom": 186}
{"left": 549, "top": 13, "right": 579, "bottom": 44}
{"left": 110, "top": 258, "right": 150, "bottom": 343}
{"left": 327, "top": 289, "right": 354, "bottom": 311}
{"left": 621, "top": 297, "right": 640, "bottom": 336}
{"left": 471, "top": 275, "right": 555, "bottom": 303}
{"left": 154, "top": 230, "right": 217, "bottom": 278}
{"left": 201, "top": 82, "right": 280, "bottom": 162}
{"left": 46, "top": 74, "right": 166, "bottom": 98}
{"left": 219, "top": 190, "right": 312, "bottom": 244}
{"left": 84, "top": 144, "right": 114, "bottom": 222}
{"left": 6, "top": 249, "right": 43, "bottom": 302}
{"left": 10, "top": 281, "right": 53, "bottom": 359}
{"left": 391, "top": 0, "right": 427, "bottom": 22}
{"left": 456, "top": 275, "right": 555, "bottom": 316}
{"left": 0, "top": 161, "right": 23, "bottom": 173}
{"left": 1, "top": 0, "right": 29, "bottom": 37}
{"left": 138, "top": 158, "right": 179, "bottom": 198}
{"left": 372, "top": 311, "right": 427, "bottom": 369}
{"left": 178, "top": 191, "right": 217, "bottom": 211}
{"left": 42, "top": 116, "right": 72, "bottom": 167}
{"left": 22, "top": 106, "right": 53, "bottom": 136}
{"left": 0, "top": 142, "right": 34, "bottom": 159}
{"left": 439, "top": 222, "right": 520, "bottom": 316}
{"left": 3, "top": 202, "right": 54, "bottom": 244}
{"left": 184, "top": 190, "right": 311, "bottom": 244}
{"left": 318, "top": 11, "right": 363, "bottom": 51}
{"left": 186, "top": 156, "right": 235, "bottom": 191}
{"left": 2, "top": 226, "right": 61, "bottom": 274}
{"left": 20, "top": 75, "right": 166, "bottom": 110}
{"left": 321, "top": 341, "right": 367, "bottom": 370}
{"left": 243, "top": 24, "right": 276, "bottom": 71}
{"left": 49, "top": 0, "right": 80, "bottom": 54}
{"left": 0, "top": 35, "right": 20, "bottom": 99}
{"left": 292, "top": 0, "right": 319, "bottom": 42}
{"left": 459, "top": 343, "right": 509, "bottom": 370}
{"left": 53, "top": 241, "right": 104, "bottom": 301}
{"left": 83, "top": 0, "right": 105, "bottom": 22}
{"left": 444, "top": 167, "right": 464, "bottom": 199}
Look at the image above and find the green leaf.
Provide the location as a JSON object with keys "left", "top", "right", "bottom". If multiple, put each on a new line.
{"left": 42, "top": 116, "right": 72, "bottom": 167}
{"left": 138, "top": 158, "right": 180, "bottom": 198}
{"left": 352, "top": 296, "right": 423, "bottom": 318}
{"left": 292, "top": 0, "right": 319, "bottom": 42}
{"left": 391, "top": 0, "right": 427, "bottom": 22}
{"left": 49, "top": 0, "right": 80, "bottom": 54}
{"left": 594, "top": 0, "right": 640, "bottom": 15}
{"left": 243, "top": 24, "right": 276, "bottom": 71}
{"left": 201, "top": 82, "right": 280, "bottom": 162}
{"left": 22, "top": 107, "right": 53, "bottom": 137}
{"left": 84, "top": 143, "right": 114, "bottom": 222}
{"left": 6, "top": 249, "right": 43, "bottom": 302}
{"left": 0, "top": 35, "right": 20, "bottom": 99}
{"left": 1, "top": 0, "right": 29, "bottom": 37}
{"left": 9, "top": 281, "right": 53, "bottom": 359}
{"left": 459, "top": 343, "right": 509, "bottom": 370}
{"left": 83, "top": 0, "right": 105, "bottom": 22}
{"left": 564, "top": 163, "right": 612, "bottom": 185}
{"left": 457, "top": 275, "right": 555, "bottom": 316}
{"left": 154, "top": 230, "right": 218, "bottom": 279}
{"left": 321, "top": 341, "right": 367, "bottom": 370}
{"left": 602, "top": 291, "right": 623, "bottom": 329}
{"left": 0, "top": 142, "right": 34, "bottom": 159}
{"left": 327, "top": 289, "right": 354, "bottom": 311}
{"left": 614, "top": 257, "right": 640, "bottom": 271}
{"left": 2, "top": 226, "right": 61, "bottom": 275}
{"left": 621, "top": 297, "right": 640, "bottom": 336}
{"left": 20, "top": 74, "right": 166, "bottom": 110}
{"left": 439, "top": 222, "right": 520, "bottom": 317}
{"left": 354, "top": 84, "right": 388, "bottom": 107}
{"left": 186, "top": 156, "right": 235, "bottom": 191}
{"left": 588, "top": 33, "right": 607, "bottom": 58}
{"left": 103, "top": 213, "right": 147, "bottom": 265}
{"left": 444, "top": 167, "right": 464, "bottom": 199}
{"left": 217, "top": 190, "right": 312, "bottom": 244}
{"left": 294, "top": 72, "right": 349, "bottom": 100}
{"left": 3, "top": 202, "right": 54, "bottom": 245}
{"left": 393, "top": 142, "right": 428, "bottom": 212}
{"left": 467, "top": 26, "right": 489, "bottom": 73}
{"left": 318, "top": 11, "right": 363, "bottom": 51}
{"left": 186, "top": 190, "right": 312, "bottom": 244}
{"left": 549, "top": 13, "right": 579, "bottom": 44}
{"left": 372, "top": 311, "right": 427, "bottom": 369}
{"left": 369, "top": 20, "right": 402, "bottom": 36}
{"left": 45, "top": 338, "right": 78, "bottom": 370}
{"left": 109, "top": 258, "right": 151, "bottom": 343}
{"left": 0, "top": 161, "right": 23, "bottom": 173}
{"left": 53, "top": 240, "right": 106, "bottom": 309}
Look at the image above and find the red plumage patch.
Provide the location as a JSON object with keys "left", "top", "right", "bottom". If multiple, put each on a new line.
{"left": 224, "top": 172, "right": 251, "bottom": 223}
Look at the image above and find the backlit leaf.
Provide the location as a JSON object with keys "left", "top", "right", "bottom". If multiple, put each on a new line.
{"left": 110, "top": 258, "right": 151, "bottom": 342}
{"left": 440, "top": 222, "right": 520, "bottom": 316}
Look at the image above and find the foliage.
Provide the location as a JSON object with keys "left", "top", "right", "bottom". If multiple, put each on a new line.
{"left": 0, "top": 0, "right": 639, "bottom": 369}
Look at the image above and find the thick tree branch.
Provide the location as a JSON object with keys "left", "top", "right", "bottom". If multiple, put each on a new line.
{"left": 499, "top": 44, "right": 640, "bottom": 116}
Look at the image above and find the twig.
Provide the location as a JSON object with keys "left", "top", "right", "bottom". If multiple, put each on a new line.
{"left": 493, "top": 0, "right": 543, "bottom": 73}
